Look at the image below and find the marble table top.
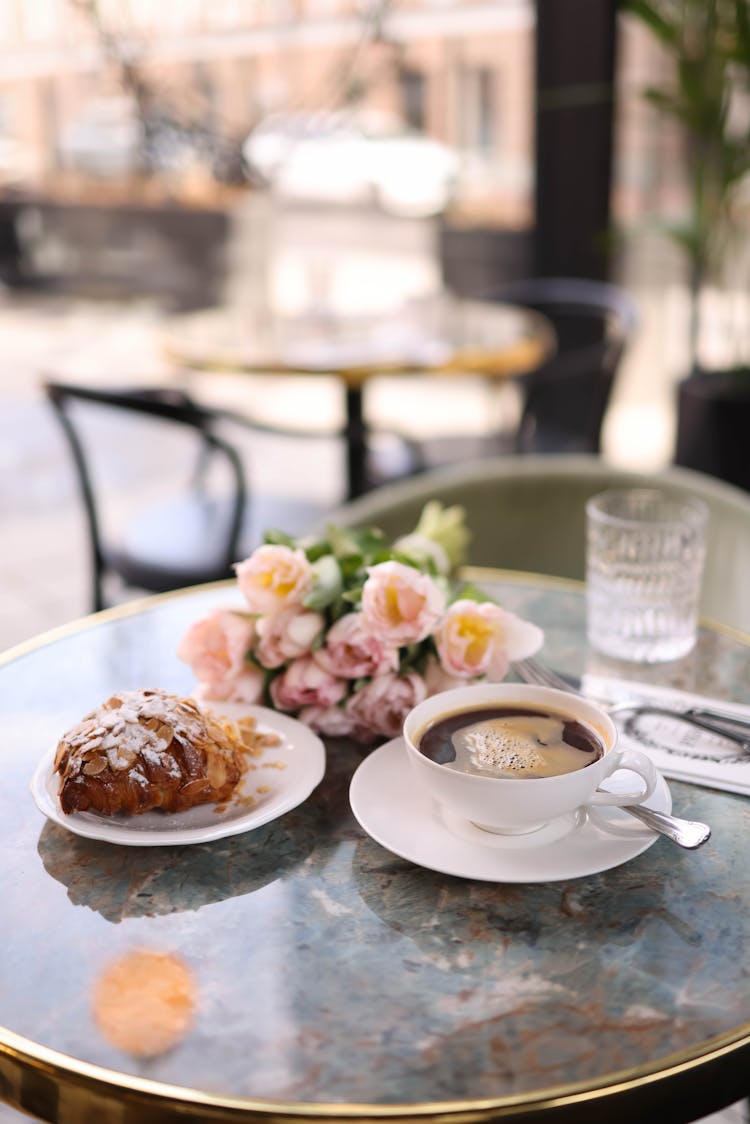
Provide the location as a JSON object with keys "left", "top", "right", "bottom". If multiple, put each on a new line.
{"left": 2, "top": 571, "right": 750, "bottom": 1123}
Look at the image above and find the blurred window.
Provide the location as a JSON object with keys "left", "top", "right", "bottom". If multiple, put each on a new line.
{"left": 399, "top": 67, "right": 426, "bottom": 131}
{"left": 460, "top": 65, "right": 497, "bottom": 154}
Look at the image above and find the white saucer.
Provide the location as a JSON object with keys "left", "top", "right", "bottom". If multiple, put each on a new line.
{"left": 31, "top": 703, "right": 325, "bottom": 847}
{"left": 349, "top": 738, "right": 672, "bottom": 883}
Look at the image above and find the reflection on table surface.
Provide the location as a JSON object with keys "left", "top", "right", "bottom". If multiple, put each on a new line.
{"left": 163, "top": 291, "right": 555, "bottom": 385}
{"left": 2, "top": 571, "right": 750, "bottom": 1124}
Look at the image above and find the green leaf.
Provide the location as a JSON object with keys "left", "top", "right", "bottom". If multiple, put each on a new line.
{"left": 301, "top": 536, "right": 335, "bottom": 562}
{"left": 398, "top": 642, "right": 429, "bottom": 673}
{"left": 303, "top": 555, "right": 343, "bottom": 610}
{"left": 449, "top": 582, "right": 498, "bottom": 606}
{"left": 329, "top": 597, "right": 354, "bottom": 623}
{"left": 341, "top": 588, "right": 363, "bottom": 606}
{"left": 369, "top": 545, "right": 396, "bottom": 565}
{"left": 326, "top": 524, "right": 386, "bottom": 563}
{"left": 643, "top": 87, "right": 687, "bottom": 120}
{"left": 734, "top": 0, "right": 750, "bottom": 63}
{"left": 391, "top": 548, "right": 434, "bottom": 573}
{"left": 261, "top": 665, "right": 283, "bottom": 706}
{"left": 263, "top": 528, "right": 296, "bottom": 547}
{"left": 622, "top": 0, "right": 679, "bottom": 46}
{"left": 338, "top": 557, "right": 367, "bottom": 587}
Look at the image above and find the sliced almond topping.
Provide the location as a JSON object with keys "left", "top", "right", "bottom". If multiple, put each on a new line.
{"left": 180, "top": 778, "right": 208, "bottom": 797}
{"left": 206, "top": 755, "right": 227, "bottom": 790}
{"left": 83, "top": 756, "right": 107, "bottom": 775}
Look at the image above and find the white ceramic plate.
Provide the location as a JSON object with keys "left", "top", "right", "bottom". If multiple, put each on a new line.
{"left": 349, "top": 738, "right": 671, "bottom": 883}
{"left": 31, "top": 703, "right": 326, "bottom": 847}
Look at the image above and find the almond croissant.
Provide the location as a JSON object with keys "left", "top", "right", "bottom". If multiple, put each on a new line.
{"left": 54, "top": 687, "right": 249, "bottom": 816}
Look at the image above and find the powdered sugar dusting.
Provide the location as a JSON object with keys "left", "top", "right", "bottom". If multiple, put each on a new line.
{"left": 59, "top": 689, "right": 211, "bottom": 779}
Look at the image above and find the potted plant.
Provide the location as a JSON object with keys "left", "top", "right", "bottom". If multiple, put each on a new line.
{"left": 625, "top": 0, "right": 750, "bottom": 490}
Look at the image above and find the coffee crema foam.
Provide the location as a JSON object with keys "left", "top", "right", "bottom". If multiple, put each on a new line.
{"left": 455, "top": 716, "right": 587, "bottom": 778}
{"left": 416, "top": 705, "right": 605, "bottom": 779}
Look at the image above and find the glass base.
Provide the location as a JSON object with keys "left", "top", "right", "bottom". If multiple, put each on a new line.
{"left": 587, "top": 629, "right": 697, "bottom": 664}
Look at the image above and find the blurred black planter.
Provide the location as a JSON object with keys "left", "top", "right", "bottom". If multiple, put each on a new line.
{"left": 675, "top": 368, "right": 750, "bottom": 491}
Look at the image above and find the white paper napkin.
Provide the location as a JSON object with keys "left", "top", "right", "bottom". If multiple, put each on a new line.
{"left": 582, "top": 675, "right": 750, "bottom": 796}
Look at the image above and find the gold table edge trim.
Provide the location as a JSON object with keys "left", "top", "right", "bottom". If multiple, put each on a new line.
{"left": 2, "top": 568, "right": 749, "bottom": 1120}
{"left": 3, "top": 1020, "right": 750, "bottom": 1122}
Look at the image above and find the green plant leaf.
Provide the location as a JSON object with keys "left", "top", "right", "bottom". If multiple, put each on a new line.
{"left": 303, "top": 555, "right": 343, "bottom": 610}
{"left": 398, "top": 643, "right": 423, "bottom": 672}
{"left": 643, "top": 87, "right": 688, "bottom": 120}
{"left": 449, "top": 582, "right": 498, "bottom": 606}
{"left": 301, "top": 536, "right": 335, "bottom": 562}
{"left": 621, "top": 0, "right": 679, "bottom": 45}
{"left": 263, "top": 528, "right": 297, "bottom": 547}
{"left": 325, "top": 524, "right": 386, "bottom": 562}
{"left": 391, "top": 548, "right": 436, "bottom": 574}
{"left": 733, "top": 0, "right": 750, "bottom": 62}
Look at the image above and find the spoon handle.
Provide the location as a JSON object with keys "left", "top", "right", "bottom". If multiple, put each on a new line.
{"left": 622, "top": 804, "right": 711, "bottom": 849}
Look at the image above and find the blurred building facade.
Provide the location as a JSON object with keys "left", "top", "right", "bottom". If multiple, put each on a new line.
{"left": 0, "top": 2, "right": 687, "bottom": 231}
{"left": 0, "top": 1, "right": 532, "bottom": 227}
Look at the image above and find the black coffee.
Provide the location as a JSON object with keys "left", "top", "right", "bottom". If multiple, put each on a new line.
{"left": 417, "top": 705, "right": 605, "bottom": 779}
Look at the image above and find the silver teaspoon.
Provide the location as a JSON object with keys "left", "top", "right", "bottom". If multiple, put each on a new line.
{"left": 619, "top": 803, "right": 711, "bottom": 849}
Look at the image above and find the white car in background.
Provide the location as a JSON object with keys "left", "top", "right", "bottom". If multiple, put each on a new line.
{"left": 242, "top": 110, "right": 460, "bottom": 218}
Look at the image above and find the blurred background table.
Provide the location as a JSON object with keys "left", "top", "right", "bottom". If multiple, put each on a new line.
{"left": 2, "top": 570, "right": 750, "bottom": 1123}
{"left": 163, "top": 294, "right": 555, "bottom": 498}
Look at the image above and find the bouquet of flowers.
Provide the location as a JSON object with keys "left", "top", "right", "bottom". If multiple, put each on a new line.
{"left": 177, "top": 502, "right": 543, "bottom": 743}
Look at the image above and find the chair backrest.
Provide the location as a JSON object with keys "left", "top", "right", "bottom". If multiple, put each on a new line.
{"left": 478, "top": 278, "right": 638, "bottom": 454}
{"left": 327, "top": 454, "right": 750, "bottom": 635}
{"left": 44, "top": 381, "right": 246, "bottom": 611}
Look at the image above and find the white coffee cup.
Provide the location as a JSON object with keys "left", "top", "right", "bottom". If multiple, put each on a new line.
{"left": 403, "top": 683, "right": 658, "bottom": 835}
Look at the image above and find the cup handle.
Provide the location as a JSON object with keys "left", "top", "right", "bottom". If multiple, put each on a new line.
{"left": 587, "top": 748, "right": 659, "bottom": 807}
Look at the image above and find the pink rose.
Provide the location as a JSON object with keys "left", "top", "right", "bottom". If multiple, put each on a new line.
{"left": 195, "top": 668, "right": 264, "bottom": 706}
{"left": 314, "top": 612, "right": 398, "bottom": 679}
{"left": 177, "top": 609, "right": 256, "bottom": 686}
{"left": 235, "top": 545, "right": 312, "bottom": 615}
{"left": 435, "top": 600, "right": 544, "bottom": 681}
{"left": 255, "top": 607, "right": 325, "bottom": 669}
{"left": 360, "top": 561, "right": 445, "bottom": 646}
{"left": 346, "top": 672, "right": 427, "bottom": 739}
{"left": 298, "top": 704, "right": 375, "bottom": 743}
{"left": 269, "top": 655, "right": 348, "bottom": 712}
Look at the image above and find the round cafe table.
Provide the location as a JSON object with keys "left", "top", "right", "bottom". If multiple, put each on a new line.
{"left": 163, "top": 295, "right": 555, "bottom": 499}
{"left": 2, "top": 570, "right": 750, "bottom": 1124}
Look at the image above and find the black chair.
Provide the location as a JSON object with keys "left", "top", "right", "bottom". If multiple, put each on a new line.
{"left": 391, "top": 277, "right": 638, "bottom": 472}
{"left": 44, "top": 381, "right": 330, "bottom": 612}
